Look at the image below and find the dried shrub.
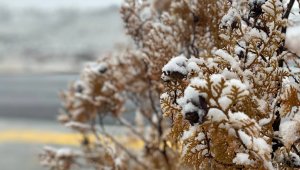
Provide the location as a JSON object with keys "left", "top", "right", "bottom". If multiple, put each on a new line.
{"left": 40, "top": 0, "right": 300, "bottom": 169}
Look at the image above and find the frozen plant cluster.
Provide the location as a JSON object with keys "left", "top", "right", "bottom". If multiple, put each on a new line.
{"left": 40, "top": 0, "right": 300, "bottom": 169}
{"left": 161, "top": 0, "right": 300, "bottom": 169}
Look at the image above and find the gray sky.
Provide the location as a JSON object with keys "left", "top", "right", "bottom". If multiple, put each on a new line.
{"left": 0, "top": 0, "right": 123, "bottom": 10}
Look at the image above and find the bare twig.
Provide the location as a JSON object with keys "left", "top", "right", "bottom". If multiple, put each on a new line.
{"left": 99, "top": 126, "right": 149, "bottom": 170}
{"left": 117, "top": 116, "right": 149, "bottom": 143}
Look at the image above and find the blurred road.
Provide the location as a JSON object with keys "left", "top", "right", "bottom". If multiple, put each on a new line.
{"left": 0, "top": 74, "right": 78, "bottom": 120}
{"left": 0, "top": 74, "right": 135, "bottom": 121}
{"left": 0, "top": 74, "right": 138, "bottom": 170}
{"left": 0, "top": 74, "right": 77, "bottom": 170}
{"left": 0, "top": 118, "right": 136, "bottom": 170}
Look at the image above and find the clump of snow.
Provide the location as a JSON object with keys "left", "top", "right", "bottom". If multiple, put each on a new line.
{"left": 190, "top": 78, "right": 208, "bottom": 90}
{"left": 279, "top": 106, "right": 300, "bottom": 147}
{"left": 182, "top": 86, "right": 202, "bottom": 104}
{"left": 261, "top": 0, "right": 277, "bottom": 16}
{"left": 182, "top": 102, "right": 199, "bottom": 114}
{"left": 235, "top": 45, "right": 245, "bottom": 57}
{"left": 195, "top": 132, "right": 205, "bottom": 141}
{"left": 238, "top": 130, "right": 252, "bottom": 147}
{"left": 181, "top": 125, "right": 197, "bottom": 141}
{"left": 114, "top": 154, "right": 125, "bottom": 167}
{"left": 280, "top": 114, "right": 300, "bottom": 147}
{"left": 191, "top": 144, "right": 207, "bottom": 153}
{"left": 181, "top": 143, "right": 190, "bottom": 157}
{"left": 238, "top": 130, "right": 271, "bottom": 156}
{"left": 56, "top": 148, "right": 74, "bottom": 158}
{"left": 233, "top": 153, "right": 254, "bottom": 165}
{"left": 85, "top": 62, "right": 108, "bottom": 75}
{"left": 228, "top": 79, "right": 247, "bottom": 90}
{"left": 221, "top": 69, "right": 238, "bottom": 79}
{"left": 162, "top": 54, "right": 188, "bottom": 81}
{"left": 178, "top": 80, "right": 209, "bottom": 125}
{"left": 229, "top": 112, "right": 259, "bottom": 130}
{"left": 221, "top": 7, "right": 240, "bottom": 28}
{"left": 210, "top": 74, "right": 225, "bottom": 85}
{"left": 229, "top": 112, "right": 250, "bottom": 122}
{"left": 286, "top": 25, "right": 300, "bottom": 56}
{"left": 245, "top": 28, "right": 267, "bottom": 41}
{"left": 65, "top": 121, "right": 91, "bottom": 132}
{"left": 74, "top": 80, "right": 87, "bottom": 94}
{"left": 207, "top": 108, "right": 227, "bottom": 122}
{"left": 253, "top": 137, "right": 272, "bottom": 155}
{"left": 222, "top": 79, "right": 249, "bottom": 97}
{"left": 215, "top": 49, "right": 239, "bottom": 69}
{"left": 289, "top": 152, "right": 300, "bottom": 167}
{"left": 187, "top": 61, "right": 200, "bottom": 73}
{"left": 218, "top": 96, "right": 232, "bottom": 110}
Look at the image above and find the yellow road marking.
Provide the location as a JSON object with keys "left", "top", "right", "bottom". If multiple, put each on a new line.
{"left": 0, "top": 129, "right": 144, "bottom": 149}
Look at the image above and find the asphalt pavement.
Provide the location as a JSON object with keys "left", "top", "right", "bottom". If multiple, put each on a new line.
{"left": 0, "top": 74, "right": 138, "bottom": 170}
{"left": 0, "top": 74, "right": 79, "bottom": 120}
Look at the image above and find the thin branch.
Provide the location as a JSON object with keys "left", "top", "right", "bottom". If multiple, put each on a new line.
{"left": 292, "top": 144, "right": 300, "bottom": 156}
{"left": 283, "top": 0, "right": 296, "bottom": 19}
{"left": 117, "top": 116, "right": 149, "bottom": 143}
{"left": 284, "top": 60, "right": 300, "bottom": 83}
{"left": 282, "top": 0, "right": 296, "bottom": 35}
{"left": 99, "top": 126, "right": 149, "bottom": 170}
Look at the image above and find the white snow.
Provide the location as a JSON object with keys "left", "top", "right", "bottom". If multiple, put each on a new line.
{"left": 227, "top": 79, "right": 247, "bottom": 91}
{"left": 233, "top": 153, "right": 254, "bottom": 165}
{"left": 187, "top": 61, "right": 200, "bottom": 73}
{"left": 56, "top": 148, "right": 73, "bottom": 158}
{"left": 190, "top": 78, "right": 208, "bottom": 89}
{"left": 182, "top": 102, "right": 199, "bottom": 113}
{"left": 195, "top": 132, "right": 205, "bottom": 141}
{"left": 181, "top": 125, "right": 197, "bottom": 141}
{"left": 183, "top": 86, "right": 201, "bottom": 104}
{"left": 222, "top": 79, "right": 249, "bottom": 97}
{"left": 289, "top": 152, "right": 300, "bottom": 166}
{"left": 258, "top": 117, "right": 272, "bottom": 126}
{"left": 215, "top": 49, "right": 239, "bottom": 68}
{"left": 221, "top": 69, "right": 238, "bottom": 79}
{"left": 221, "top": 8, "right": 240, "bottom": 28}
{"left": 207, "top": 108, "right": 227, "bottom": 122}
{"left": 210, "top": 74, "right": 225, "bottom": 85}
{"left": 253, "top": 137, "right": 271, "bottom": 155}
{"left": 238, "top": 130, "right": 252, "bottom": 147}
{"left": 218, "top": 96, "right": 232, "bottom": 111}
{"left": 162, "top": 54, "right": 188, "bottom": 76}
{"left": 229, "top": 112, "right": 250, "bottom": 121}
{"left": 245, "top": 28, "right": 267, "bottom": 41}
{"left": 280, "top": 118, "right": 300, "bottom": 147}
{"left": 64, "top": 121, "right": 91, "bottom": 132}
{"left": 238, "top": 130, "right": 271, "bottom": 158}
{"left": 93, "top": 63, "right": 108, "bottom": 74}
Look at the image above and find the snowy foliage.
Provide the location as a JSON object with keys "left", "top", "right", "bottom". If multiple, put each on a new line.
{"left": 41, "top": 0, "right": 300, "bottom": 169}
{"left": 160, "top": 0, "right": 300, "bottom": 169}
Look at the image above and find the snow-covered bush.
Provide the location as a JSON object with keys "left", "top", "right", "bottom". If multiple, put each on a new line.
{"left": 161, "top": 0, "right": 300, "bottom": 169}
{"left": 40, "top": 0, "right": 300, "bottom": 169}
